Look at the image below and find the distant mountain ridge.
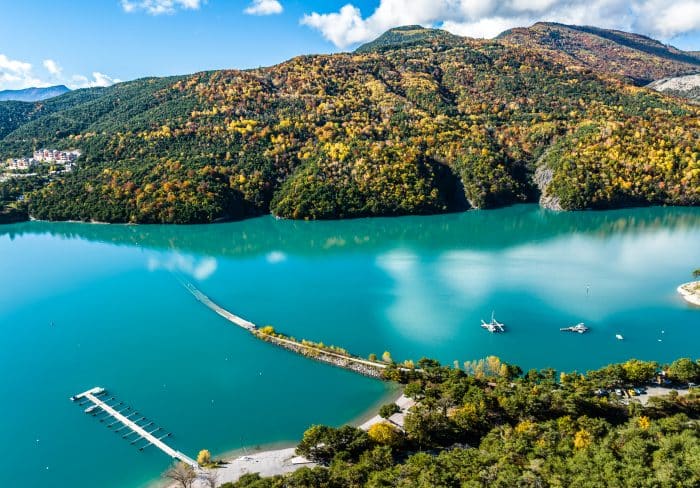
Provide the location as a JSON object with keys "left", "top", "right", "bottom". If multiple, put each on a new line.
{"left": 498, "top": 22, "right": 700, "bottom": 85}
{"left": 0, "top": 85, "right": 70, "bottom": 102}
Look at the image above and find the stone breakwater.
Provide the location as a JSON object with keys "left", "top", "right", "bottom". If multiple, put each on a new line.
{"left": 182, "top": 278, "right": 389, "bottom": 379}
{"left": 253, "top": 331, "right": 385, "bottom": 378}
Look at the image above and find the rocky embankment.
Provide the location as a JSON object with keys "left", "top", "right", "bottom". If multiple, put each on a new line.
{"left": 534, "top": 164, "right": 562, "bottom": 211}
{"left": 648, "top": 74, "right": 700, "bottom": 102}
{"left": 254, "top": 331, "right": 386, "bottom": 378}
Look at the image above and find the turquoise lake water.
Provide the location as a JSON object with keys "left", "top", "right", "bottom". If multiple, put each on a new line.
{"left": 1, "top": 205, "right": 699, "bottom": 487}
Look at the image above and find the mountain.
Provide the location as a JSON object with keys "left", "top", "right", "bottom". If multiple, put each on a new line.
{"left": 0, "top": 85, "right": 70, "bottom": 102}
{"left": 0, "top": 25, "right": 698, "bottom": 224}
{"left": 498, "top": 22, "right": 700, "bottom": 85}
{"left": 648, "top": 74, "right": 700, "bottom": 102}
{"left": 355, "top": 25, "right": 463, "bottom": 53}
{"left": 0, "top": 87, "right": 106, "bottom": 141}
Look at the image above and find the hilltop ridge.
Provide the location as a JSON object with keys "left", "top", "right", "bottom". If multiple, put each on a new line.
{"left": 498, "top": 22, "right": 700, "bottom": 84}
{"left": 355, "top": 25, "right": 464, "bottom": 53}
{"left": 0, "top": 23, "right": 698, "bottom": 224}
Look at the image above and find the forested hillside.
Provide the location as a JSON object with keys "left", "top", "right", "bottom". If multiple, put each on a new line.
{"left": 224, "top": 357, "right": 700, "bottom": 488}
{"left": 0, "top": 25, "right": 698, "bottom": 224}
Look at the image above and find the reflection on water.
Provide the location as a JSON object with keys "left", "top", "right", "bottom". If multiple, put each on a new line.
{"left": 1, "top": 204, "right": 700, "bottom": 488}
{"left": 146, "top": 254, "right": 218, "bottom": 280}
{"left": 3, "top": 205, "right": 700, "bottom": 259}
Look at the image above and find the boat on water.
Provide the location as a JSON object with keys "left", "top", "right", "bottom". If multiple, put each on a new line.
{"left": 616, "top": 334, "right": 624, "bottom": 340}
{"left": 560, "top": 323, "right": 589, "bottom": 334}
{"left": 84, "top": 405, "right": 99, "bottom": 414}
{"left": 481, "top": 312, "right": 505, "bottom": 333}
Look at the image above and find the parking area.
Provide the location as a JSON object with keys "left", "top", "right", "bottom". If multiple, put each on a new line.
{"left": 636, "top": 386, "right": 693, "bottom": 406}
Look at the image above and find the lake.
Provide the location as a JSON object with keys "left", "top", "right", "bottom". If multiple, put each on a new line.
{"left": 1, "top": 205, "right": 699, "bottom": 487}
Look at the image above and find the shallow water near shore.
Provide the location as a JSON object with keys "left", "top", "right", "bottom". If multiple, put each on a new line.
{"left": 1, "top": 205, "right": 700, "bottom": 488}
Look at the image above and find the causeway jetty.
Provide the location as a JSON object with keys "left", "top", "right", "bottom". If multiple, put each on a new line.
{"left": 182, "top": 280, "right": 388, "bottom": 378}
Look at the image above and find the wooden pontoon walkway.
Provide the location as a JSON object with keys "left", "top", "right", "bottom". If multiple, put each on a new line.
{"left": 72, "top": 387, "right": 199, "bottom": 469}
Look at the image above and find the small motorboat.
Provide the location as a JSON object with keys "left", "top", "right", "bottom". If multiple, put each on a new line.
{"left": 560, "top": 323, "right": 589, "bottom": 334}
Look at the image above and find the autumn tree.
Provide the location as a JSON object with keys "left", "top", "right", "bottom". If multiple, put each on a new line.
{"left": 667, "top": 358, "right": 700, "bottom": 384}
{"left": 622, "top": 359, "right": 658, "bottom": 384}
{"left": 367, "top": 422, "right": 403, "bottom": 447}
{"left": 197, "top": 449, "right": 212, "bottom": 466}
{"left": 164, "top": 462, "right": 196, "bottom": 488}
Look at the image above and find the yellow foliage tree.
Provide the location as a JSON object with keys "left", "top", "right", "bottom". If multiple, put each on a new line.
{"left": 197, "top": 449, "right": 212, "bottom": 466}
{"left": 638, "top": 416, "right": 651, "bottom": 431}
{"left": 367, "top": 422, "right": 402, "bottom": 446}
{"left": 573, "top": 429, "right": 592, "bottom": 450}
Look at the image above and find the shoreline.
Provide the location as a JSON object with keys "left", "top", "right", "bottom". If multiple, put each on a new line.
{"left": 154, "top": 383, "right": 690, "bottom": 487}
{"left": 155, "top": 389, "right": 408, "bottom": 488}
{"left": 678, "top": 281, "right": 700, "bottom": 306}
{"left": 4, "top": 203, "right": 699, "bottom": 228}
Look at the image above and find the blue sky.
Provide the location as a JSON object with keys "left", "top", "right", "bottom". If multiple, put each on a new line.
{"left": 1, "top": 0, "right": 699, "bottom": 90}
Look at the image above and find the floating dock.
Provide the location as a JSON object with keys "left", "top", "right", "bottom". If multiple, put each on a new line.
{"left": 71, "top": 387, "right": 198, "bottom": 469}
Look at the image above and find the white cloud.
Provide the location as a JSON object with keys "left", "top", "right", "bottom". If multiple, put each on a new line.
{"left": 265, "top": 251, "right": 287, "bottom": 263}
{"left": 633, "top": 0, "right": 700, "bottom": 38}
{"left": 0, "top": 54, "right": 45, "bottom": 90}
{"left": 70, "top": 72, "right": 121, "bottom": 89}
{"left": 147, "top": 253, "right": 218, "bottom": 280}
{"left": 244, "top": 0, "right": 283, "bottom": 16}
{"left": 121, "top": 0, "right": 205, "bottom": 15}
{"left": 43, "top": 59, "right": 62, "bottom": 77}
{"left": 0, "top": 53, "right": 120, "bottom": 91}
{"left": 301, "top": 0, "right": 700, "bottom": 48}
{"left": 442, "top": 16, "right": 530, "bottom": 39}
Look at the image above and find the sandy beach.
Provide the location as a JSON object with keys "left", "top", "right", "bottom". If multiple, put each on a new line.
{"left": 194, "top": 447, "right": 311, "bottom": 487}
{"left": 678, "top": 281, "right": 700, "bottom": 306}
{"left": 159, "top": 391, "right": 412, "bottom": 487}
